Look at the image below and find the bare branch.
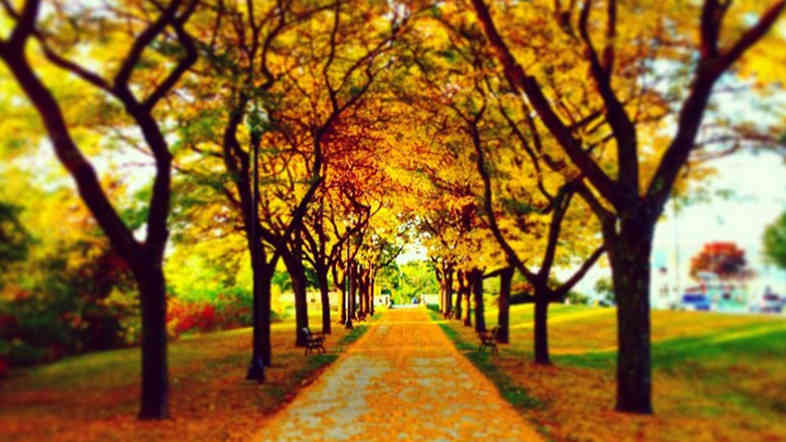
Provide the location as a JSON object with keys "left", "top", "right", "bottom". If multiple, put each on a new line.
{"left": 470, "top": 0, "right": 622, "bottom": 208}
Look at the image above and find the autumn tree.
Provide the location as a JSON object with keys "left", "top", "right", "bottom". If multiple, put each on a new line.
{"left": 0, "top": 0, "right": 202, "bottom": 419}
{"left": 174, "top": 0, "right": 411, "bottom": 381}
{"left": 690, "top": 241, "right": 751, "bottom": 280}
{"left": 301, "top": 171, "right": 385, "bottom": 332}
{"left": 265, "top": 0, "right": 409, "bottom": 347}
{"left": 397, "top": 16, "right": 605, "bottom": 357}
{"left": 0, "top": 202, "right": 30, "bottom": 278}
{"left": 301, "top": 195, "right": 358, "bottom": 335}
{"left": 470, "top": 0, "right": 786, "bottom": 412}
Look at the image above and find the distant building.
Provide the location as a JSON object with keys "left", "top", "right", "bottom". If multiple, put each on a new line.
{"left": 651, "top": 266, "right": 680, "bottom": 310}
{"left": 420, "top": 293, "right": 439, "bottom": 305}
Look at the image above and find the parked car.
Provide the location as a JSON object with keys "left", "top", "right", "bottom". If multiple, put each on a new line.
{"left": 762, "top": 293, "right": 784, "bottom": 313}
{"left": 681, "top": 293, "right": 711, "bottom": 311}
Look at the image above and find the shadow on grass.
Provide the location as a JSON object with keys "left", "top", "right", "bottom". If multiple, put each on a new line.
{"left": 553, "top": 321, "right": 786, "bottom": 371}
{"left": 551, "top": 320, "right": 786, "bottom": 417}
{"left": 429, "top": 311, "right": 543, "bottom": 412}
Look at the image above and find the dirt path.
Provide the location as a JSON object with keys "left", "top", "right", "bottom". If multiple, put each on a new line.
{"left": 256, "top": 308, "right": 542, "bottom": 441}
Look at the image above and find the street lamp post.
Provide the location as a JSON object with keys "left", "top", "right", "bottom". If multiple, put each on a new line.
{"left": 247, "top": 110, "right": 264, "bottom": 383}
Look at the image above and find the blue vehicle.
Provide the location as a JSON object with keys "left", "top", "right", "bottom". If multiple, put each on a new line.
{"left": 681, "top": 293, "right": 711, "bottom": 311}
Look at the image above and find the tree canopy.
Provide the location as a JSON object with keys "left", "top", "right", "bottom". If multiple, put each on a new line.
{"left": 1, "top": 0, "right": 785, "bottom": 420}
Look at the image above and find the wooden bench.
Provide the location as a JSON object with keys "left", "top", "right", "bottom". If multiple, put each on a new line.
{"left": 478, "top": 326, "right": 500, "bottom": 355}
{"left": 302, "top": 327, "right": 326, "bottom": 355}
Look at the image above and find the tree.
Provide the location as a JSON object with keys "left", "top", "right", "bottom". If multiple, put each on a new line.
{"left": 690, "top": 241, "right": 751, "bottom": 280}
{"left": 0, "top": 202, "right": 31, "bottom": 278}
{"left": 594, "top": 277, "right": 615, "bottom": 306}
{"left": 0, "top": 0, "right": 200, "bottom": 419}
{"left": 175, "top": 0, "right": 410, "bottom": 378}
{"left": 397, "top": 16, "right": 604, "bottom": 363}
{"left": 470, "top": 0, "right": 786, "bottom": 413}
{"left": 763, "top": 212, "right": 786, "bottom": 270}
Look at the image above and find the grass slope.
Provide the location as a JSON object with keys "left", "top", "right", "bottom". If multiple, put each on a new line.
{"left": 0, "top": 311, "right": 380, "bottom": 442}
{"left": 437, "top": 304, "right": 786, "bottom": 442}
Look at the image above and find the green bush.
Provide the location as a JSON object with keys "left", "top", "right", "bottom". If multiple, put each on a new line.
{"left": 567, "top": 290, "right": 590, "bottom": 305}
{"left": 0, "top": 245, "right": 137, "bottom": 367}
{"left": 6, "top": 339, "right": 47, "bottom": 365}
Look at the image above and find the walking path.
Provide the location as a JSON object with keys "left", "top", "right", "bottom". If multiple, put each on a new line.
{"left": 256, "top": 308, "right": 542, "bottom": 441}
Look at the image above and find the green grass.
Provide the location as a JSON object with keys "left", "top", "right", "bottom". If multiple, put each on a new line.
{"left": 5, "top": 327, "right": 251, "bottom": 392}
{"left": 437, "top": 301, "right": 786, "bottom": 440}
{"left": 338, "top": 325, "right": 369, "bottom": 347}
{"left": 483, "top": 302, "right": 597, "bottom": 323}
{"left": 1, "top": 314, "right": 375, "bottom": 441}
{"left": 552, "top": 320, "right": 786, "bottom": 371}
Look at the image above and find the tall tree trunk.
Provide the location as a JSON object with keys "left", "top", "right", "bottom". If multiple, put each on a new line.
{"left": 609, "top": 221, "right": 655, "bottom": 414}
{"left": 283, "top": 252, "right": 309, "bottom": 347}
{"left": 364, "top": 276, "right": 371, "bottom": 314}
{"left": 444, "top": 268, "right": 454, "bottom": 318}
{"left": 464, "top": 286, "right": 472, "bottom": 327}
{"left": 246, "top": 260, "right": 278, "bottom": 372}
{"left": 356, "top": 266, "right": 364, "bottom": 314}
{"left": 533, "top": 284, "right": 550, "bottom": 365}
{"left": 317, "top": 268, "right": 331, "bottom": 334}
{"left": 335, "top": 266, "right": 346, "bottom": 324}
{"left": 454, "top": 288, "right": 462, "bottom": 320}
{"left": 497, "top": 267, "right": 512, "bottom": 344}
{"left": 135, "top": 263, "right": 169, "bottom": 420}
{"left": 370, "top": 274, "right": 375, "bottom": 316}
{"left": 259, "top": 265, "right": 273, "bottom": 367}
{"left": 471, "top": 269, "right": 486, "bottom": 332}
{"left": 454, "top": 271, "right": 463, "bottom": 320}
{"left": 349, "top": 262, "right": 358, "bottom": 320}
{"left": 435, "top": 266, "right": 444, "bottom": 313}
{"left": 247, "top": 257, "right": 275, "bottom": 380}
{"left": 340, "top": 282, "right": 347, "bottom": 323}
{"left": 360, "top": 280, "right": 367, "bottom": 314}
{"left": 2, "top": 40, "right": 185, "bottom": 421}
{"left": 361, "top": 270, "right": 370, "bottom": 314}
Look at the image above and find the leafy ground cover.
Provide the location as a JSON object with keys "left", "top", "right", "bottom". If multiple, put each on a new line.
{"left": 437, "top": 304, "right": 786, "bottom": 441}
{"left": 0, "top": 311, "right": 379, "bottom": 442}
{"left": 260, "top": 308, "right": 544, "bottom": 441}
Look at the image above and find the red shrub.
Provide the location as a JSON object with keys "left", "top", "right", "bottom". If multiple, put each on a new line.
{"left": 0, "top": 357, "right": 8, "bottom": 378}
{"left": 167, "top": 300, "right": 221, "bottom": 337}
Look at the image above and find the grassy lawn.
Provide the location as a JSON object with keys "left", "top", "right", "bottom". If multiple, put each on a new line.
{"left": 0, "top": 311, "right": 380, "bottom": 442}
{"left": 436, "top": 304, "right": 786, "bottom": 442}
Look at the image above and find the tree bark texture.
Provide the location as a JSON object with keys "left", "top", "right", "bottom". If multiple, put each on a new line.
{"left": 497, "top": 267, "right": 512, "bottom": 343}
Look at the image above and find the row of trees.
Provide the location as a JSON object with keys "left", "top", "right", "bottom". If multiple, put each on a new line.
{"left": 390, "top": 0, "right": 785, "bottom": 414}
{"left": 1, "top": 0, "right": 784, "bottom": 419}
